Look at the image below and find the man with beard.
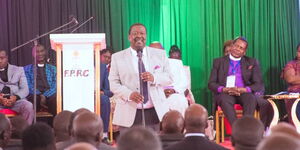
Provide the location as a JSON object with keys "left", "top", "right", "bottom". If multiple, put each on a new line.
{"left": 24, "top": 44, "right": 57, "bottom": 115}
{"left": 208, "top": 37, "right": 265, "bottom": 126}
{"left": 109, "top": 23, "right": 172, "bottom": 131}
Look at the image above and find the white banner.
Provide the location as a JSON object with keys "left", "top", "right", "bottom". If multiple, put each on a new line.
{"left": 62, "top": 44, "right": 95, "bottom": 112}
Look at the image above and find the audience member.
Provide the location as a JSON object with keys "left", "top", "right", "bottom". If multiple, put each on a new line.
{"left": 231, "top": 116, "right": 264, "bottom": 150}
{"left": 22, "top": 122, "right": 56, "bottom": 150}
{"left": 65, "top": 142, "right": 97, "bottom": 150}
{"left": 270, "top": 122, "right": 300, "bottom": 139}
{"left": 208, "top": 37, "right": 264, "bottom": 125}
{"left": 53, "top": 110, "right": 72, "bottom": 142}
{"left": 24, "top": 44, "right": 57, "bottom": 115}
{"left": 282, "top": 43, "right": 300, "bottom": 122}
{"left": 160, "top": 110, "right": 184, "bottom": 148}
{"left": 0, "top": 113, "right": 11, "bottom": 150}
{"left": 257, "top": 133, "right": 300, "bottom": 150}
{"left": 56, "top": 108, "right": 91, "bottom": 149}
{"left": 223, "top": 40, "right": 234, "bottom": 56}
{"left": 109, "top": 23, "right": 172, "bottom": 131}
{"left": 57, "top": 111, "right": 115, "bottom": 150}
{"left": 5, "top": 116, "right": 28, "bottom": 150}
{"left": 0, "top": 50, "right": 33, "bottom": 124}
{"left": 165, "top": 104, "right": 228, "bottom": 150}
{"left": 118, "top": 126, "right": 162, "bottom": 150}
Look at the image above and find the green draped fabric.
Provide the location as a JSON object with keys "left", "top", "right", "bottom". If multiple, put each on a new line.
{"left": 105, "top": 0, "right": 300, "bottom": 114}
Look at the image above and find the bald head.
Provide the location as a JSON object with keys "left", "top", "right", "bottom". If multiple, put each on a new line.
{"left": 118, "top": 126, "right": 162, "bottom": 150}
{"left": 73, "top": 112, "right": 103, "bottom": 144}
{"left": 231, "top": 116, "right": 264, "bottom": 149}
{"left": 184, "top": 104, "right": 208, "bottom": 133}
{"left": 69, "top": 108, "right": 91, "bottom": 136}
{"left": 149, "top": 42, "right": 164, "bottom": 50}
{"left": 0, "top": 113, "right": 11, "bottom": 147}
{"left": 161, "top": 110, "right": 184, "bottom": 134}
{"left": 257, "top": 133, "right": 300, "bottom": 150}
{"left": 271, "top": 122, "right": 300, "bottom": 139}
{"left": 53, "top": 110, "right": 72, "bottom": 142}
{"left": 66, "top": 142, "right": 97, "bottom": 150}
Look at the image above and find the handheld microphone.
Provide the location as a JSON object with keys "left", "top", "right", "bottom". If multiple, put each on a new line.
{"left": 71, "top": 16, "right": 94, "bottom": 33}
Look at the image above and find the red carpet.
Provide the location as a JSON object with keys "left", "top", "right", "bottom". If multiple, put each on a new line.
{"left": 219, "top": 138, "right": 234, "bottom": 150}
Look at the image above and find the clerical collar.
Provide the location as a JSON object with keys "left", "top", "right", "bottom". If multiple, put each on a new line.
{"left": 229, "top": 54, "right": 241, "bottom": 61}
{"left": 37, "top": 64, "right": 45, "bottom": 67}
{"left": 185, "top": 133, "right": 206, "bottom": 137}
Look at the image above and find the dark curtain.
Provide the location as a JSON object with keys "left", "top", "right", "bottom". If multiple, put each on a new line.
{"left": 0, "top": 0, "right": 107, "bottom": 66}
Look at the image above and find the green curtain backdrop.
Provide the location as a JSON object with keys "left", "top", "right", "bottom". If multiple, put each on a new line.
{"left": 106, "top": 0, "right": 300, "bottom": 114}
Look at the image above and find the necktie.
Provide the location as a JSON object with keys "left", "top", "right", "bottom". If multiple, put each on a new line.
{"left": 137, "top": 51, "right": 149, "bottom": 104}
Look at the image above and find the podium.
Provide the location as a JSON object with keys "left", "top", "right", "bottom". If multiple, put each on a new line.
{"left": 50, "top": 34, "right": 106, "bottom": 115}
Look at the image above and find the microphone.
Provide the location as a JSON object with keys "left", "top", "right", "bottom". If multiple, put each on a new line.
{"left": 69, "top": 15, "right": 78, "bottom": 24}
{"left": 71, "top": 16, "right": 94, "bottom": 33}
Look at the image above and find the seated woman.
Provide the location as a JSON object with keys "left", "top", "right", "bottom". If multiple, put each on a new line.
{"left": 282, "top": 43, "right": 300, "bottom": 123}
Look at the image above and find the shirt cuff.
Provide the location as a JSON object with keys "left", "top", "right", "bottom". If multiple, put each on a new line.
{"left": 245, "top": 87, "right": 252, "bottom": 93}
{"left": 217, "top": 86, "right": 224, "bottom": 93}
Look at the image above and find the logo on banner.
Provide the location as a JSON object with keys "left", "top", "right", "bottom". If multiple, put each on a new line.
{"left": 63, "top": 50, "right": 89, "bottom": 77}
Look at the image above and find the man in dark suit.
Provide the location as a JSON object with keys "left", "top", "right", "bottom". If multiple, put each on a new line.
{"left": 160, "top": 110, "right": 184, "bottom": 148}
{"left": 208, "top": 37, "right": 264, "bottom": 125}
{"left": 165, "top": 104, "right": 228, "bottom": 150}
{"left": 100, "top": 63, "right": 113, "bottom": 141}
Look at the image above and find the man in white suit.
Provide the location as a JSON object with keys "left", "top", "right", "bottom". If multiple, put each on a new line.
{"left": 109, "top": 23, "right": 173, "bottom": 131}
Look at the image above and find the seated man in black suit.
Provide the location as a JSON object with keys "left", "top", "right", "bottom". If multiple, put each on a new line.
{"left": 208, "top": 37, "right": 265, "bottom": 125}
{"left": 160, "top": 110, "right": 184, "bottom": 148}
{"left": 165, "top": 104, "right": 228, "bottom": 150}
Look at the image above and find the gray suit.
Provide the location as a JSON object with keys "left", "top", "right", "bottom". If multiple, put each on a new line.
{"left": 109, "top": 47, "right": 173, "bottom": 127}
{"left": 0, "top": 64, "right": 33, "bottom": 124}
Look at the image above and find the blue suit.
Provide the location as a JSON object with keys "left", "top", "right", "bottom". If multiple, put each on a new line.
{"left": 100, "top": 63, "right": 113, "bottom": 132}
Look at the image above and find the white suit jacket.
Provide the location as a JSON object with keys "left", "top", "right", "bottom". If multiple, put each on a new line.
{"left": 109, "top": 47, "right": 173, "bottom": 127}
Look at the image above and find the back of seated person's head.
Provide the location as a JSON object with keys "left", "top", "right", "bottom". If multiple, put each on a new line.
{"left": 72, "top": 112, "right": 103, "bottom": 145}
{"left": 22, "top": 122, "right": 55, "bottom": 150}
{"left": 53, "top": 110, "right": 72, "bottom": 142}
{"left": 257, "top": 133, "right": 300, "bottom": 150}
{"left": 0, "top": 113, "right": 11, "bottom": 148}
{"left": 68, "top": 108, "right": 91, "bottom": 136}
{"left": 231, "top": 116, "right": 264, "bottom": 150}
{"left": 270, "top": 122, "right": 300, "bottom": 139}
{"left": 161, "top": 110, "right": 184, "bottom": 134}
{"left": 65, "top": 142, "right": 97, "bottom": 150}
{"left": 10, "top": 116, "right": 28, "bottom": 139}
{"left": 184, "top": 104, "right": 208, "bottom": 133}
{"left": 149, "top": 42, "right": 164, "bottom": 49}
{"left": 118, "top": 126, "right": 162, "bottom": 150}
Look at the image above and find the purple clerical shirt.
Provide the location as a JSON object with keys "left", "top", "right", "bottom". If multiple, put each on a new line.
{"left": 217, "top": 59, "right": 251, "bottom": 93}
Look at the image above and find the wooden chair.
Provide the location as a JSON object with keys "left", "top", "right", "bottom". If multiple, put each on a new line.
{"left": 215, "top": 104, "right": 259, "bottom": 144}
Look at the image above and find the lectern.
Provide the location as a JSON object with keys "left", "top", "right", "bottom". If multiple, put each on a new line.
{"left": 50, "top": 34, "right": 106, "bottom": 115}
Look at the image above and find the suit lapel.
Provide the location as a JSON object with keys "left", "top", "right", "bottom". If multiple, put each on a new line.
{"left": 7, "top": 64, "right": 13, "bottom": 82}
{"left": 241, "top": 57, "right": 247, "bottom": 81}
{"left": 124, "top": 48, "right": 137, "bottom": 74}
{"left": 222, "top": 56, "right": 230, "bottom": 80}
